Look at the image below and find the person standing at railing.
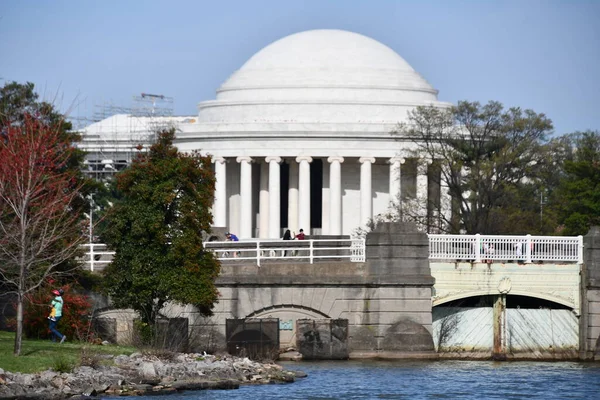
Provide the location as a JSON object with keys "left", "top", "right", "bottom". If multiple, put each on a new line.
{"left": 292, "top": 229, "right": 305, "bottom": 257}
{"left": 282, "top": 229, "right": 292, "bottom": 257}
{"left": 515, "top": 240, "right": 524, "bottom": 262}
{"left": 294, "top": 229, "right": 305, "bottom": 240}
{"left": 483, "top": 243, "right": 494, "bottom": 263}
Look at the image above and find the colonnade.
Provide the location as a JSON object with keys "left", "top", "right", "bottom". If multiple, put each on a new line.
{"left": 212, "top": 156, "right": 438, "bottom": 239}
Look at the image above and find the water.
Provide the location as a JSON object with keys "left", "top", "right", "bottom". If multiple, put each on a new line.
{"left": 122, "top": 360, "right": 600, "bottom": 400}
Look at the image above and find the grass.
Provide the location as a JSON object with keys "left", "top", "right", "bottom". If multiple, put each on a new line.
{"left": 0, "top": 330, "right": 137, "bottom": 374}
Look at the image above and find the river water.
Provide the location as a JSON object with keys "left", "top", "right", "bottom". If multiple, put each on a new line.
{"left": 128, "top": 360, "right": 600, "bottom": 400}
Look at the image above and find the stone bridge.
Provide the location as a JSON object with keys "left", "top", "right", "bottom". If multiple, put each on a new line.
{"left": 94, "top": 224, "right": 600, "bottom": 360}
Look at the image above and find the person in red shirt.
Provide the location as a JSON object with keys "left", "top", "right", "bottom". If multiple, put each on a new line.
{"left": 294, "top": 229, "right": 305, "bottom": 240}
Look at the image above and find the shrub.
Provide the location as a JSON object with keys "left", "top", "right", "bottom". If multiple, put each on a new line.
{"left": 8, "top": 284, "right": 94, "bottom": 341}
{"left": 79, "top": 346, "right": 102, "bottom": 368}
{"left": 132, "top": 320, "right": 154, "bottom": 346}
{"left": 52, "top": 355, "right": 75, "bottom": 373}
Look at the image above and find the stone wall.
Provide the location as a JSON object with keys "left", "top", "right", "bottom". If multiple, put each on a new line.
{"left": 581, "top": 226, "right": 600, "bottom": 360}
{"left": 182, "top": 221, "right": 437, "bottom": 359}
{"left": 95, "top": 221, "right": 436, "bottom": 359}
{"left": 297, "top": 319, "right": 348, "bottom": 359}
{"left": 358, "top": 221, "right": 435, "bottom": 358}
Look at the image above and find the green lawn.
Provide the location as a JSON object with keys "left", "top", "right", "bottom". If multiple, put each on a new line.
{"left": 0, "top": 330, "right": 136, "bottom": 374}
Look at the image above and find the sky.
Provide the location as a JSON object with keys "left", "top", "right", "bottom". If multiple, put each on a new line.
{"left": 1, "top": 0, "right": 599, "bottom": 136}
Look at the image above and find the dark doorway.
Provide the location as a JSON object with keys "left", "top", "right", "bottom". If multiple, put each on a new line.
{"left": 280, "top": 162, "right": 289, "bottom": 229}
{"left": 310, "top": 159, "right": 323, "bottom": 230}
{"left": 226, "top": 318, "right": 280, "bottom": 360}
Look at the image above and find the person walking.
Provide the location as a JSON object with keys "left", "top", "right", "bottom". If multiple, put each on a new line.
{"left": 48, "top": 289, "right": 66, "bottom": 343}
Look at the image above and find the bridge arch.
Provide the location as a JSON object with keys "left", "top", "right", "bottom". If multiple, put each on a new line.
{"left": 247, "top": 304, "right": 330, "bottom": 319}
{"left": 433, "top": 290, "right": 577, "bottom": 312}
{"left": 245, "top": 304, "right": 331, "bottom": 348}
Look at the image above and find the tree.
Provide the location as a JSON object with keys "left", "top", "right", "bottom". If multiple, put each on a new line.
{"left": 552, "top": 130, "right": 600, "bottom": 235}
{"left": 0, "top": 81, "right": 90, "bottom": 195}
{"left": 0, "top": 115, "right": 86, "bottom": 355}
{"left": 395, "top": 101, "right": 554, "bottom": 234}
{"left": 101, "top": 129, "right": 220, "bottom": 330}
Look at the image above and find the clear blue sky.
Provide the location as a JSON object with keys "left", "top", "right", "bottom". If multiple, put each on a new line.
{"left": 1, "top": 0, "right": 598, "bottom": 135}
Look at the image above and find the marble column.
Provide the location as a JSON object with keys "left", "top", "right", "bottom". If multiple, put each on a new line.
{"left": 416, "top": 159, "right": 431, "bottom": 217}
{"left": 266, "top": 156, "right": 282, "bottom": 238}
{"left": 259, "top": 161, "right": 269, "bottom": 238}
{"left": 388, "top": 156, "right": 404, "bottom": 206}
{"left": 296, "top": 156, "right": 312, "bottom": 234}
{"left": 288, "top": 161, "right": 299, "bottom": 233}
{"left": 213, "top": 157, "right": 227, "bottom": 228}
{"left": 237, "top": 156, "right": 253, "bottom": 238}
{"left": 327, "top": 156, "right": 344, "bottom": 235}
{"left": 359, "top": 157, "right": 375, "bottom": 226}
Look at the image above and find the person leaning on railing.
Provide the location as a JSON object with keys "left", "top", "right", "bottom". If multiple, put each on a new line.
{"left": 225, "top": 232, "right": 239, "bottom": 258}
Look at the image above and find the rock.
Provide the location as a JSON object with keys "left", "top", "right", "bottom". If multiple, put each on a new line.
{"left": 82, "top": 386, "right": 97, "bottom": 396}
{"left": 0, "top": 351, "right": 301, "bottom": 398}
{"left": 132, "top": 383, "right": 153, "bottom": 392}
{"left": 113, "top": 355, "right": 129, "bottom": 365}
{"left": 279, "top": 351, "right": 303, "bottom": 361}
{"left": 139, "top": 377, "right": 161, "bottom": 385}
{"left": 291, "top": 370, "right": 308, "bottom": 378}
{"left": 151, "top": 387, "right": 178, "bottom": 395}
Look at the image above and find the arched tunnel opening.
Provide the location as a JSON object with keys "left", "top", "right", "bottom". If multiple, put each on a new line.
{"left": 227, "top": 330, "right": 277, "bottom": 358}
{"left": 226, "top": 318, "right": 280, "bottom": 360}
{"left": 433, "top": 295, "right": 578, "bottom": 354}
{"left": 437, "top": 295, "right": 572, "bottom": 310}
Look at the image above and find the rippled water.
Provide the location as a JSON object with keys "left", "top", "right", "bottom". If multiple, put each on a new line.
{"left": 126, "top": 360, "right": 600, "bottom": 400}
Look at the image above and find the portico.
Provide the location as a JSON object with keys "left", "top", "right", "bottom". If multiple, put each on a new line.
{"left": 209, "top": 155, "right": 416, "bottom": 238}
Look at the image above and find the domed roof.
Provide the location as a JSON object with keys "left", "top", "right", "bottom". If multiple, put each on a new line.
{"left": 240, "top": 29, "right": 415, "bottom": 71}
{"left": 197, "top": 29, "right": 446, "bottom": 125}
{"left": 216, "top": 29, "right": 437, "bottom": 99}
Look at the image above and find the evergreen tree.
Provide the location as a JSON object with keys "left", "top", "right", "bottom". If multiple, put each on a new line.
{"left": 101, "top": 129, "right": 219, "bottom": 326}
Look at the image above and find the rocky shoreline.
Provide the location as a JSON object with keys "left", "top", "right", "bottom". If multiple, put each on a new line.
{"left": 0, "top": 352, "right": 307, "bottom": 400}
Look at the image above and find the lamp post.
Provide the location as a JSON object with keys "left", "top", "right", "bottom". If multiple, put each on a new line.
{"left": 88, "top": 194, "right": 94, "bottom": 271}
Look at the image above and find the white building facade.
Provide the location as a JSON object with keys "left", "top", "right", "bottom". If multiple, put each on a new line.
{"left": 80, "top": 30, "right": 452, "bottom": 238}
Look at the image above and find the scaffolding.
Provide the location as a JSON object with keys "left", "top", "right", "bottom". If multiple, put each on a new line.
{"left": 79, "top": 93, "right": 175, "bottom": 180}
{"left": 132, "top": 93, "right": 175, "bottom": 137}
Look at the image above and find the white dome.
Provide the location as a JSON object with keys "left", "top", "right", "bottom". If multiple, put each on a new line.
{"left": 242, "top": 29, "right": 414, "bottom": 70}
{"left": 197, "top": 29, "right": 444, "bottom": 124}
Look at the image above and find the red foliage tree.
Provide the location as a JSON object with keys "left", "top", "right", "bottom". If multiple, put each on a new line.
{"left": 8, "top": 284, "right": 94, "bottom": 342}
{"left": 0, "top": 114, "right": 86, "bottom": 355}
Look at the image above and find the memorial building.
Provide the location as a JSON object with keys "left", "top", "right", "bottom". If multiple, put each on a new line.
{"left": 80, "top": 29, "right": 452, "bottom": 238}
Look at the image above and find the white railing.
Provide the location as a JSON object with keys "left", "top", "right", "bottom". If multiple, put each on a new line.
{"left": 80, "top": 238, "right": 366, "bottom": 270}
{"left": 204, "top": 238, "right": 366, "bottom": 267}
{"left": 80, "top": 243, "right": 115, "bottom": 272}
{"left": 428, "top": 234, "right": 584, "bottom": 264}
{"left": 81, "top": 234, "right": 583, "bottom": 271}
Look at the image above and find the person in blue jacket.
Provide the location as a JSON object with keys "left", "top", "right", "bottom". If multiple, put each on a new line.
{"left": 49, "top": 289, "right": 66, "bottom": 343}
{"left": 225, "top": 232, "right": 240, "bottom": 257}
{"left": 225, "top": 232, "right": 239, "bottom": 241}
